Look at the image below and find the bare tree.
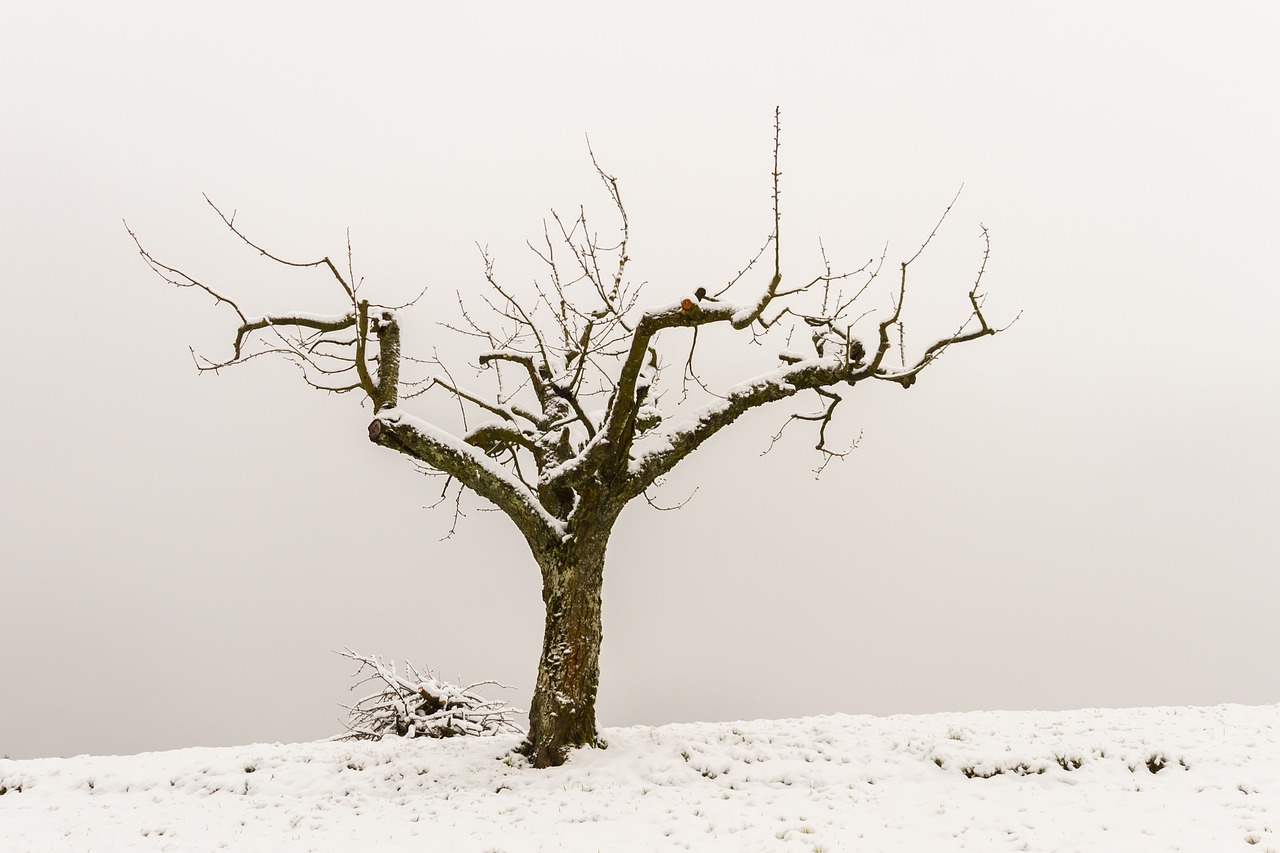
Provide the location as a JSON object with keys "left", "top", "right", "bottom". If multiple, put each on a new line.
{"left": 129, "top": 111, "right": 1008, "bottom": 768}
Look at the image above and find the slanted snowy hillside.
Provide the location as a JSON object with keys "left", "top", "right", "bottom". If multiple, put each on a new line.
{"left": 2, "top": 704, "right": 1276, "bottom": 852}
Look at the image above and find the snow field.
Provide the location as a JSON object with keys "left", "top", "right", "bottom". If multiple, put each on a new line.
{"left": 2, "top": 703, "right": 1276, "bottom": 852}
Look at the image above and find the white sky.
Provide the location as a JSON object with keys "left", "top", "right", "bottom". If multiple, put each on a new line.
{"left": 2, "top": 1, "right": 1277, "bottom": 760}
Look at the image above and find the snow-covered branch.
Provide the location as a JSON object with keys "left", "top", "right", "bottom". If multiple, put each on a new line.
{"left": 368, "top": 408, "right": 567, "bottom": 547}
{"left": 624, "top": 355, "right": 855, "bottom": 496}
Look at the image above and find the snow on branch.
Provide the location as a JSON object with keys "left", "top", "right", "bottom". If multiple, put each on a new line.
{"left": 368, "top": 408, "right": 568, "bottom": 543}
{"left": 335, "top": 648, "right": 525, "bottom": 741}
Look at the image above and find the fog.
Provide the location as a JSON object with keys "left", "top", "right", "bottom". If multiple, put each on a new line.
{"left": 2, "top": 1, "right": 1277, "bottom": 759}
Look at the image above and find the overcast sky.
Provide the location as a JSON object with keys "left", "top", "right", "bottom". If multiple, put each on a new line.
{"left": 3, "top": 1, "right": 1277, "bottom": 760}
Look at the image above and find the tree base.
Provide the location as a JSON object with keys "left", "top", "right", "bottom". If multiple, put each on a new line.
{"left": 516, "top": 733, "right": 607, "bottom": 768}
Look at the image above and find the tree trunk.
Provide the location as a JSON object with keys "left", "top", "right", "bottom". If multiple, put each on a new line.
{"left": 521, "top": 537, "right": 609, "bottom": 767}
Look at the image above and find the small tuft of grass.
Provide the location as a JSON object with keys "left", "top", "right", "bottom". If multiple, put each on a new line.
{"left": 961, "top": 765, "right": 1003, "bottom": 779}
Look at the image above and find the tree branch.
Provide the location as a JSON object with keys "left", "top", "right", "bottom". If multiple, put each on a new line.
{"left": 478, "top": 351, "right": 550, "bottom": 410}
{"left": 368, "top": 409, "right": 566, "bottom": 551}
{"left": 622, "top": 355, "right": 853, "bottom": 498}
{"left": 204, "top": 194, "right": 357, "bottom": 302}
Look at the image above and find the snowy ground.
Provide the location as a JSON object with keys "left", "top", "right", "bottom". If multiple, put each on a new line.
{"left": 3, "top": 703, "right": 1276, "bottom": 852}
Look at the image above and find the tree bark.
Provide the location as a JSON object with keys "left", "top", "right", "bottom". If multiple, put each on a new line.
{"left": 521, "top": 529, "right": 611, "bottom": 767}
